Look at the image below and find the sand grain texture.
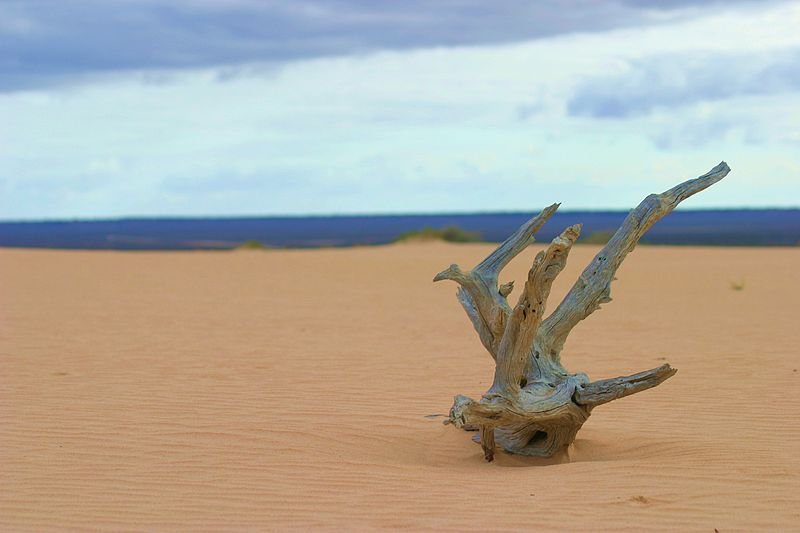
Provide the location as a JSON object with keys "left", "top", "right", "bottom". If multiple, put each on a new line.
{"left": 1, "top": 244, "right": 799, "bottom": 532}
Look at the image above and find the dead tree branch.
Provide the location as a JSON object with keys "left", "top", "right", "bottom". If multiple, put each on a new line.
{"left": 436, "top": 162, "right": 731, "bottom": 460}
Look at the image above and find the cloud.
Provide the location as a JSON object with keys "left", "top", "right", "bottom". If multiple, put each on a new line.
{"left": 567, "top": 48, "right": 800, "bottom": 118}
{"left": 160, "top": 169, "right": 312, "bottom": 195}
{"left": 1, "top": 1, "right": 799, "bottom": 218}
{"left": 0, "top": 0, "right": 762, "bottom": 92}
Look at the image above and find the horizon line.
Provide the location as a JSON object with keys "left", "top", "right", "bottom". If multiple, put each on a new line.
{"left": 1, "top": 206, "right": 799, "bottom": 224}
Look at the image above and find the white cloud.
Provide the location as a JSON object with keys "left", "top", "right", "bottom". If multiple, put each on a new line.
{"left": 0, "top": 1, "right": 799, "bottom": 218}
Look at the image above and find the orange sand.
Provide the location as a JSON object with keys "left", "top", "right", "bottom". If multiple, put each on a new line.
{"left": 1, "top": 243, "right": 798, "bottom": 532}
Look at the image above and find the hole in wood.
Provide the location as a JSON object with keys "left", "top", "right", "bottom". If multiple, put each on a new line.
{"left": 527, "top": 431, "right": 548, "bottom": 447}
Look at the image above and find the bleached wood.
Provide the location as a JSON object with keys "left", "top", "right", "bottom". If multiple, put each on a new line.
{"left": 433, "top": 203, "right": 559, "bottom": 358}
{"left": 490, "top": 224, "right": 581, "bottom": 396}
{"left": 574, "top": 364, "right": 678, "bottom": 410}
{"left": 537, "top": 161, "right": 731, "bottom": 358}
{"left": 437, "top": 162, "right": 731, "bottom": 461}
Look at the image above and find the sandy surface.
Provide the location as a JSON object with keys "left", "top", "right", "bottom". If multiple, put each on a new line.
{"left": 1, "top": 243, "right": 799, "bottom": 532}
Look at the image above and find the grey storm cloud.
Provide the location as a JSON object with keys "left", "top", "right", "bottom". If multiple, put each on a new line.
{"left": 568, "top": 48, "right": 800, "bottom": 118}
{"left": 0, "top": 0, "right": 769, "bottom": 92}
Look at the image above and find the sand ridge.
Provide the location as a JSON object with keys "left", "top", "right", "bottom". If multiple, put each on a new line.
{"left": 1, "top": 243, "right": 799, "bottom": 531}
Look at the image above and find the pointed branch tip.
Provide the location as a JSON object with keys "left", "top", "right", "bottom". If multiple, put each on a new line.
{"left": 499, "top": 281, "right": 514, "bottom": 297}
{"left": 433, "top": 264, "right": 462, "bottom": 283}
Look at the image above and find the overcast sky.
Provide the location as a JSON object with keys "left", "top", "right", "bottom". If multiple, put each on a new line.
{"left": 2, "top": 0, "right": 799, "bottom": 219}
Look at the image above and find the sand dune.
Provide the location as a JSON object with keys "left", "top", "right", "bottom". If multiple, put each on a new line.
{"left": 1, "top": 243, "right": 799, "bottom": 532}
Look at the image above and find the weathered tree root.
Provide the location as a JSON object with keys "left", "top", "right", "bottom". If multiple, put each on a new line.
{"left": 436, "top": 162, "right": 730, "bottom": 461}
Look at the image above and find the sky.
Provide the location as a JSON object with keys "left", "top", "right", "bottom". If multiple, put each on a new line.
{"left": 1, "top": 0, "right": 799, "bottom": 220}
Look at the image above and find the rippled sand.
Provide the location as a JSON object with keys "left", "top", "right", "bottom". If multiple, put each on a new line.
{"left": 1, "top": 243, "right": 798, "bottom": 531}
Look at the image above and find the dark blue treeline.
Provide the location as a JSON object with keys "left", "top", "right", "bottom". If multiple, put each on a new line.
{"left": 0, "top": 209, "right": 797, "bottom": 249}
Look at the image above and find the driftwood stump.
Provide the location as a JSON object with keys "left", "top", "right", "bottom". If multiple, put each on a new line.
{"left": 435, "top": 162, "right": 730, "bottom": 461}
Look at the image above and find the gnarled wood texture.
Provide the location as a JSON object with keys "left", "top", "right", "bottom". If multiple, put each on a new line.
{"left": 436, "top": 162, "right": 730, "bottom": 461}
